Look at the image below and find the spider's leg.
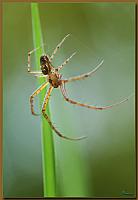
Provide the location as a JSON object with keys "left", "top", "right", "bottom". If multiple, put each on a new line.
{"left": 57, "top": 52, "right": 76, "bottom": 71}
{"left": 28, "top": 45, "right": 46, "bottom": 74}
{"left": 62, "top": 59, "right": 104, "bottom": 83}
{"left": 60, "top": 84, "right": 130, "bottom": 111}
{"left": 63, "top": 81, "right": 68, "bottom": 97}
{"left": 42, "top": 85, "right": 53, "bottom": 113}
{"left": 34, "top": 74, "right": 47, "bottom": 78}
{"left": 42, "top": 86, "right": 86, "bottom": 141}
{"left": 30, "top": 82, "right": 49, "bottom": 116}
{"left": 28, "top": 71, "right": 43, "bottom": 75}
{"left": 50, "top": 34, "right": 70, "bottom": 62}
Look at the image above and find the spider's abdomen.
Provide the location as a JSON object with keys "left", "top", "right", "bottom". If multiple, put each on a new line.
{"left": 40, "top": 55, "right": 51, "bottom": 75}
{"left": 48, "top": 73, "right": 61, "bottom": 88}
{"left": 40, "top": 55, "right": 49, "bottom": 65}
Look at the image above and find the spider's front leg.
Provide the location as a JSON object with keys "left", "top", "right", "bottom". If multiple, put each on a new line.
{"left": 28, "top": 46, "right": 44, "bottom": 75}
{"left": 42, "top": 85, "right": 86, "bottom": 141}
{"left": 60, "top": 83, "right": 130, "bottom": 111}
{"left": 50, "top": 34, "right": 70, "bottom": 62}
{"left": 30, "top": 82, "right": 49, "bottom": 116}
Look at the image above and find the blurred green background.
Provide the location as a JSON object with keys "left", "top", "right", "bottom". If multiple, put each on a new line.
{"left": 3, "top": 2, "right": 135, "bottom": 198}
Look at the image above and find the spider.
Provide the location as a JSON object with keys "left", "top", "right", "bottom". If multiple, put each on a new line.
{"left": 28, "top": 34, "right": 130, "bottom": 141}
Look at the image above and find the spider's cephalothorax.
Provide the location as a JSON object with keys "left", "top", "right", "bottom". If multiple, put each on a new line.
{"left": 40, "top": 55, "right": 51, "bottom": 75}
{"left": 48, "top": 72, "right": 61, "bottom": 88}
{"left": 28, "top": 34, "right": 130, "bottom": 141}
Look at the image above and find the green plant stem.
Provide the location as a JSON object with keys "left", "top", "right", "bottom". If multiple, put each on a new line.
{"left": 31, "top": 3, "right": 56, "bottom": 197}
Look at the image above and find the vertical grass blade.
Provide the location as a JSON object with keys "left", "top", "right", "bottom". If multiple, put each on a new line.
{"left": 31, "top": 3, "right": 56, "bottom": 197}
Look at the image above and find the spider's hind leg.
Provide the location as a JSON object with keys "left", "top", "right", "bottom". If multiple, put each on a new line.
{"left": 42, "top": 112, "right": 87, "bottom": 141}
{"left": 30, "top": 82, "right": 49, "bottom": 116}
{"left": 42, "top": 85, "right": 86, "bottom": 141}
{"left": 60, "top": 84, "right": 130, "bottom": 111}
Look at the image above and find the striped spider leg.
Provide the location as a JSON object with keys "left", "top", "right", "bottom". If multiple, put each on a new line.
{"left": 50, "top": 34, "right": 70, "bottom": 62}
{"left": 30, "top": 82, "right": 49, "bottom": 116}
{"left": 59, "top": 60, "right": 130, "bottom": 111}
{"left": 60, "top": 83, "right": 129, "bottom": 111}
{"left": 28, "top": 46, "right": 44, "bottom": 76}
{"left": 42, "top": 85, "right": 87, "bottom": 141}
